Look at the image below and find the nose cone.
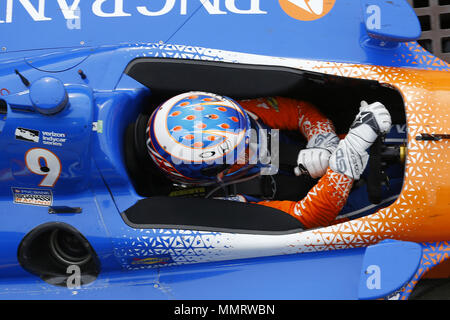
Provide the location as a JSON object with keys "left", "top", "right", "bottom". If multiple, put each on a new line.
{"left": 30, "top": 76, "right": 68, "bottom": 115}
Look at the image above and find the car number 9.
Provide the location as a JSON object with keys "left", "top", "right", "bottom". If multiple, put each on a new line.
{"left": 25, "top": 148, "right": 61, "bottom": 187}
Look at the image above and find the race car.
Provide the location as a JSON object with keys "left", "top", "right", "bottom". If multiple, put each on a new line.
{"left": 0, "top": 0, "right": 448, "bottom": 300}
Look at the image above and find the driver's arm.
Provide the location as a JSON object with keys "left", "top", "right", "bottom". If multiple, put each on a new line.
{"left": 239, "top": 97, "right": 340, "bottom": 178}
{"left": 255, "top": 101, "right": 392, "bottom": 229}
{"left": 238, "top": 97, "right": 336, "bottom": 142}
{"left": 257, "top": 169, "right": 353, "bottom": 229}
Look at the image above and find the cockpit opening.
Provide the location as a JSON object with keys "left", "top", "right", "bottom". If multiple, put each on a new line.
{"left": 121, "top": 58, "right": 407, "bottom": 231}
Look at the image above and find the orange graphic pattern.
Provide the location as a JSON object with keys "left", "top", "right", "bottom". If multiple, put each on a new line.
{"left": 392, "top": 42, "right": 450, "bottom": 71}
{"left": 289, "top": 58, "right": 450, "bottom": 251}
{"left": 399, "top": 241, "right": 450, "bottom": 299}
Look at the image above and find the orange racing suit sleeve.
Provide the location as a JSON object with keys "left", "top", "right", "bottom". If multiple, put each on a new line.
{"left": 237, "top": 97, "right": 352, "bottom": 229}
{"left": 238, "top": 97, "right": 336, "bottom": 141}
{"left": 256, "top": 169, "right": 353, "bottom": 229}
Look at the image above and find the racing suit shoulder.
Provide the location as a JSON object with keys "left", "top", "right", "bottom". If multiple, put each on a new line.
{"left": 238, "top": 97, "right": 336, "bottom": 140}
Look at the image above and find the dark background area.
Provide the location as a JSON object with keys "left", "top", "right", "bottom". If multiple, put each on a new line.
{"left": 406, "top": 1, "right": 450, "bottom": 299}
{"left": 407, "top": 0, "right": 450, "bottom": 62}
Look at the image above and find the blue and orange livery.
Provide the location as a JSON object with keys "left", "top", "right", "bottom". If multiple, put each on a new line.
{"left": 0, "top": 0, "right": 448, "bottom": 300}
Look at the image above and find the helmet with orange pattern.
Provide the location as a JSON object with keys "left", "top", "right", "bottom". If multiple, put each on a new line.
{"left": 146, "top": 92, "right": 266, "bottom": 185}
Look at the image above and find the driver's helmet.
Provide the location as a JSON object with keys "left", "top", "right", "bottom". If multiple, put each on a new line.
{"left": 146, "top": 92, "right": 266, "bottom": 185}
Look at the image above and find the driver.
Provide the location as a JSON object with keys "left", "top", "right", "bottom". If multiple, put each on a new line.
{"left": 146, "top": 92, "right": 392, "bottom": 229}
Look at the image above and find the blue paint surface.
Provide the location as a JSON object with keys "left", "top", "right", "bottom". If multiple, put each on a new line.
{"left": 0, "top": 0, "right": 444, "bottom": 69}
{"left": 0, "top": 0, "right": 446, "bottom": 300}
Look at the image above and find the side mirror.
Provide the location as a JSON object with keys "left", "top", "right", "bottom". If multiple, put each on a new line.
{"left": 362, "top": 0, "right": 421, "bottom": 43}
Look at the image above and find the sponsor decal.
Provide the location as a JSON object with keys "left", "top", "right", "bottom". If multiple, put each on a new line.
{"left": 0, "top": 0, "right": 267, "bottom": 24}
{"left": 279, "top": 0, "right": 335, "bottom": 21}
{"left": 15, "top": 127, "right": 40, "bottom": 143}
{"left": 199, "top": 150, "right": 216, "bottom": 159}
{"left": 92, "top": 120, "right": 103, "bottom": 133}
{"left": 131, "top": 254, "right": 174, "bottom": 266}
{"left": 12, "top": 187, "right": 53, "bottom": 206}
{"left": 0, "top": 0, "right": 341, "bottom": 31}
{"left": 169, "top": 187, "right": 206, "bottom": 197}
{"left": 41, "top": 130, "right": 67, "bottom": 147}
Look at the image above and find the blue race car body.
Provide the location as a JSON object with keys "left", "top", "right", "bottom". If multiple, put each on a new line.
{"left": 0, "top": 0, "right": 449, "bottom": 300}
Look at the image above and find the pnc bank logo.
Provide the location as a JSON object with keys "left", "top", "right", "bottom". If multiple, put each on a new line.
{"left": 0, "top": 0, "right": 335, "bottom": 24}
{"left": 279, "top": 0, "right": 336, "bottom": 21}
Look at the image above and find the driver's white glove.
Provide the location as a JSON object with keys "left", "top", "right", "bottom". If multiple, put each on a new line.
{"left": 329, "top": 101, "right": 392, "bottom": 180}
{"left": 296, "top": 132, "right": 340, "bottom": 179}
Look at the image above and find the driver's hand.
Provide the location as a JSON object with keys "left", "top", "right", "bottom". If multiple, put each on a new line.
{"left": 329, "top": 101, "right": 392, "bottom": 180}
{"left": 357, "top": 100, "right": 392, "bottom": 134}
{"left": 296, "top": 148, "right": 332, "bottom": 179}
{"left": 296, "top": 132, "right": 339, "bottom": 179}
{"left": 349, "top": 101, "right": 392, "bottom": 150}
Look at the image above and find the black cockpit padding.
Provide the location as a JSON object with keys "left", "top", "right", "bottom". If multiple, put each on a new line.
{"left": 124, "top": 58, "right": 308, "bottom": 99}
{"left": 122, "top": 196, "right": 305, "bottom": 234}
{"left": 124, "top": 115, "right": 173, "bottom": 196}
